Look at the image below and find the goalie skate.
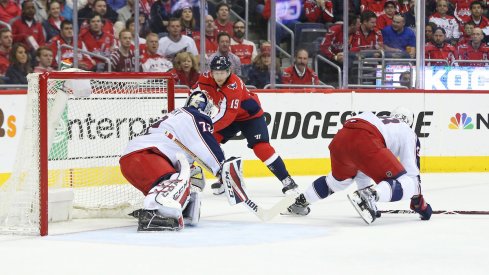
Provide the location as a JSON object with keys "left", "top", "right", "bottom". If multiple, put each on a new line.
{"left": 347, "top": 188, "right": 379, "bottom": 224}
{"left": 137, "top": 210, "right": 184, "bottom": 232}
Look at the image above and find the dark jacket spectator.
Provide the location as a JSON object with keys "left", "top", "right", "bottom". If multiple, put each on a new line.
{"left": 5, "top": 43, "right": 32, "bottom": 84}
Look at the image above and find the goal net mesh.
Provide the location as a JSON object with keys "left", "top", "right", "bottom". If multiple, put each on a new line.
{"left": 0, "top": 72, "right": 172, "bottom": 235}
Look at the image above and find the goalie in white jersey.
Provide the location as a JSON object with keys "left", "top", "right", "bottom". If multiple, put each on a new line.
{"left": 287, "top": 107, "right": 432, "bottom": 224}
{"left": 119, "top": 90, "right": 225, "bottom": 231}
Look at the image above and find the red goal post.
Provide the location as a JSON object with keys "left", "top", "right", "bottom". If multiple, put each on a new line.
{"left": 0, "top": 71, "right": 175, "bottom": 236}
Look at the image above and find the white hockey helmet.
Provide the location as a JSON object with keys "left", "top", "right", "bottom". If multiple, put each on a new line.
{"left": 391, "top": 107, "right": 414, "bottom": 127}
{"left": 185, "top": 89, "right": 218, "bottom": 118}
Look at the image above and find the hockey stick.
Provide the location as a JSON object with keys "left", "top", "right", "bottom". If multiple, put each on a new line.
{"left": 164, "top": 130, "right": 296, "bottom": 222}
{"left": 379, "top": 210, "right": 489, "bottom": 215}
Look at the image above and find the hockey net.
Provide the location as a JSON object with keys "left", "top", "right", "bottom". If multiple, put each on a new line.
{"left": 0, "top": 71, "right": 175, "bottom": 235}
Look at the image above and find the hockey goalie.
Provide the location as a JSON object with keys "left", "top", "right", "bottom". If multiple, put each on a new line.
{"left": 119, "top": 90, "right": 225, "bottom": 231}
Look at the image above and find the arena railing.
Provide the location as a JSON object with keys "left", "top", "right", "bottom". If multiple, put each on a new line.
{"left": 451, "top": 60, "right": 489, "bottom": 66}
{"left": 57, "top": 44, "right": 112, "bottom": 72}
{"left": 0, "top": 21, "right": 11, "bottom": 30}
{"left": 271, "top": 21, "right": 295, "bottom": 64}
{"left": 315, "top": 55, "right": 342, "bottom": 88}
{"left": 263, "top": 84, "right": 335, "bottom": 89}
{"left": 347, "top": 84, "right": 408, "bottom": 89}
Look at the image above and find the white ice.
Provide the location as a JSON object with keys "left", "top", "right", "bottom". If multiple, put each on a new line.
{"left": 1, "top": 173, "right": 489, "bottom": 275}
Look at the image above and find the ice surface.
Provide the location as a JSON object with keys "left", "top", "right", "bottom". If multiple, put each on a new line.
{"left": 1, "top": 173, "right": 488, "bottom": 275}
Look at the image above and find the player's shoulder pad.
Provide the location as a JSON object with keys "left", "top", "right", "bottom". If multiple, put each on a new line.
{"left": 182, "top": 106, "right": 213, "bottom": 124}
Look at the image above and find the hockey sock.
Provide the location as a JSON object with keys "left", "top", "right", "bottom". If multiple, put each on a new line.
{"left": 377, "top": 174, "right": 416, "bottom": 202}
{"left": 253, "top": 143, "right": 290, "bottom": 180}
{"left": 304, "top": 176, "right": 333, "bottom": 204}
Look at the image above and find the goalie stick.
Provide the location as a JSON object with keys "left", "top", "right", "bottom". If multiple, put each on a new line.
{"left": 164, "top": 130, "right": 296, "bottom": 222}
{"left": 379, "top": 210, "right": 489, "bottom": 215}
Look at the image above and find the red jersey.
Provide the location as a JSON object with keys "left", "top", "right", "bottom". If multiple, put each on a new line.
{"left": 79, "top": 29, "right": 115, "bottom": 62}
{"left": 456, "top": 42, "right": 489, "bottom": 66}
{"left": 304, "top": 0, "right": 334, "bottom": 23}
{"left": 214, "top": 20, "right": 233, "bottom": 35}
{"left": 425, "top": 42, "right": 456, "bottom": 65}
{"left": 176, "top": 68, "right": 199, "bottom": 87}
{"left": 361, "top": 0, "right": 388, "bottom": 16}
{"left": 11, "top": 17, "right": 46, "bottom": 51}
{"left": 194, "top": 73, "right": 264, "bottom": 132}
{"left": 376, "top": 14, "right": 393, "bottom": 30}
{"left": 0, "top": 0, "right": 21, "bottom": 24}
{"left": 80, "top": 19, "right": 114, "bottom": 35}
{"left": 194, "top": 33, "right": 218, "bottom": 57}
{"left": 319, "top": 23, "right": 347, "bottom": 60}
{"left": 450, "top": 0, "right": 472, "bottom": 23}
{"left": 464, "top": 15, "right": 489, "bottom": 35}
{"left": 230, "top": 38, "right": 257, "bottom": 65}
{"left": 49, "top": 35, "right": 95, "bottom": 70}
{"left": 350, "top": 27, "right": 383, "bottom": 52}
{"left": 0, "top": 49, "right": 9, "bottom": 75}
{"left": 282, "top": 65, "right": 319, "bottom": 85}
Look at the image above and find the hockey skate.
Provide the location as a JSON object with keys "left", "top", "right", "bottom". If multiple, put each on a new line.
{"left": 410, "top": 195, "right": 432, "bottom": 220}
{"left": 347, "top": 186, "right": 379, "bottom": 224}
{"left": 281, "top": 176, "right": 298, "bottom": 194}
{"left": 286, "top": 194, "right": 311, "bottom": 216}
{"left": 137, "top": 209, "right": 184, "bottom": 232}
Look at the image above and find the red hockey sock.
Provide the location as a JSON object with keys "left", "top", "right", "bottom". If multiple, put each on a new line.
{"left": 252, "top": 142, "right": 276, "bottom": 162}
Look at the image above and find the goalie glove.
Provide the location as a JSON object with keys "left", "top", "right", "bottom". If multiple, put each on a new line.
{"left": 190, "top": 165, "right": 205, "bottom": 191}
{"left": 220, "top": 157, "right": 248, "bottom": 205}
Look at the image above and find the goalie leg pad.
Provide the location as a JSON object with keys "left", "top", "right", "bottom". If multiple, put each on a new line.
{"left": 221, "top": 157, "right": 248, "bottom": 205}
{"left": 137, "top": 210, "right": 184, "bottom": 232}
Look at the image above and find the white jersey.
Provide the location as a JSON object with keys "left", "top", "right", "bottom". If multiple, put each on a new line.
{"left": 157, "top": 35, "right": 199, "bottom": 59}
{"left": 122, "top": 107, "right": 225, "bottom": 175}
{"left": 353, "top": 111, "right": 420, "bottom": 187}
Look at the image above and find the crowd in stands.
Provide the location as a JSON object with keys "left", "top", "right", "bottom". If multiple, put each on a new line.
{"left": 1, "top": 0, "right": 489, "bottom": 86}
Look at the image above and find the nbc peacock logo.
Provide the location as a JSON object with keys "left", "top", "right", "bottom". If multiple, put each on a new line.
{"left": 449, "top": 113, "right": 474, "bottom": 130}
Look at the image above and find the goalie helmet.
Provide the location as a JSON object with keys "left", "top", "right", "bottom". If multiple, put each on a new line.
{"left": 391, "top": 107, "right": 414, "bottom": 127}
{"left": 185, "top": 89, "right": 218, "bottom": 118}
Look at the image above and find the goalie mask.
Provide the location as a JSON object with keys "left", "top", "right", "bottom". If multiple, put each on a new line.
{"left": 391, "top": 107, "right": 414, "bottom": 127}
{"left": 185, "top": 90, "right": 218, "bottom": 118}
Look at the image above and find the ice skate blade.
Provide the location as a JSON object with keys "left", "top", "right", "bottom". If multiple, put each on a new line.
{"left": 347, "top": 193, "right": 375, "bottom": 225}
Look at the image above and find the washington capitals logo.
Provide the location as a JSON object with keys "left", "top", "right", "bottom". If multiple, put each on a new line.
{"left": 227, "top": 82, "right": 237, "bottom": 90}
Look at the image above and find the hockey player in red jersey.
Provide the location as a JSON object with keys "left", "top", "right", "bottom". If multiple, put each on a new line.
{"left": 287, "top": 107, "right": 432, "bottom": 224}
{"left": 193, "top": 55, "right": 298, "bottom": 195}
{"left": 120, "top": 90, "right": 225, "bottom": 231}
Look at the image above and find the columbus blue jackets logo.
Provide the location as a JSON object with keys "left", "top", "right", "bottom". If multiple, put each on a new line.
{"left": 227, "top": 82, "right": 237, "bottom": 90}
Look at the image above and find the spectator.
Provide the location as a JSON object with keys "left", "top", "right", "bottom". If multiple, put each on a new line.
{"left": 34, "top": 0, "right": 49, "bottom": 22}
{"left": 376, "top": 0, "right": 397, "bottom": 30}
{"left": 43, "top": 0, "right": 65, "bottom": 42}
{"left": 79, "top": 13, "right": 115, "bottom": 71}
{"left": 464, "top": 1, "right": 489, "bottom": 37}
{"left": 399, "top": 0, "right": 410, "bottom": 14}
{"left": 174, "top": 51, "right": 199, "bottom": 87}
{"left": 78, "top": 0, "right": 118, "bottom": 26}
{"left": 230, "top": 20, "right": 257, "bottom": 66}
{"left": 116, "top": 0, "right": 135, "bottom": 25}
{"left": 425, "top": 27, "right": 456, "bottom": 65}
{"left": 80, "top": 0, "right": 115, "bottom": 35}
{"left": 207, "top": 32, "right": 242, "bottom": 76}
{"left": 361, "top": 0, "right": 390, "bottom": 17}
{"left": 457, "top": 21, "right": 475, "bottom": 46}
{"left": 125, "top": 16, "right": 149, "bottom": 55}
{"left": 60, "top": 0, "right": 75, "bottom": 22}
{"left": 429, "top": 0, "right": 461, "bottom": 45}
{"left": 451, "top": 0, "right": 473, "bottom": 23}
{"left": 282, "top": 48, "right": 319, "bottom": 85}
{"left": 214, "top": 2, "right": 233, "bottom": 35}
{"left": 110, "top": 29, "right": 136, "bottom": 72}
{"left": 403, "top": 0, "right": 416, "bottom": 32}
{"left": 49, "top": 20, "right": 95, "bottom": 71}
{"left": 0, "top": 28, "right": 12, "bottom": 76}
{"left": 33, "top": 46, "right": 54, "bottom": 73}
{"left": 194, "top": 15, "right": 218, "bottom": 58}
{"left": 399, "top": 70, "right": 412, "bottom": 88}
{"left": 179, "top": 3, "right": 199, "bottom": 39}
{"left": 11, "top": 0, "right": 46, "bottom": 53}
{"left": 0, "top": 0, "right": 21, "bottom": 24}
{"left": 157, "top": 17, "right": 198, "bottom": 61}
{"left": 246, "top": 42, "right": 282, "bottom": 89}
{"left": 5, "top": 43, "right": 32, "bottom": 84}
{"left": 425, "top": 22, "right": 438, "bottom": 44}
{"left": 304, "top": 0, "right": 334, "bottom": 24}
{"left": 320, "top": 14, "right": 361, "bottom": 64}
{"left": 350, "top": 11, "right": 383, "bottom": 52}
{"left": 141, "top": 32, "right": 174, "bottom": 72}
{"left": 382, "top": 14, "right": 416, "bottom": 58}
{"left": 456, "top": 27, "right": 489, "bottom": 66}
{"left": 149, "top": 0, "right": 172, "bottom": 34}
